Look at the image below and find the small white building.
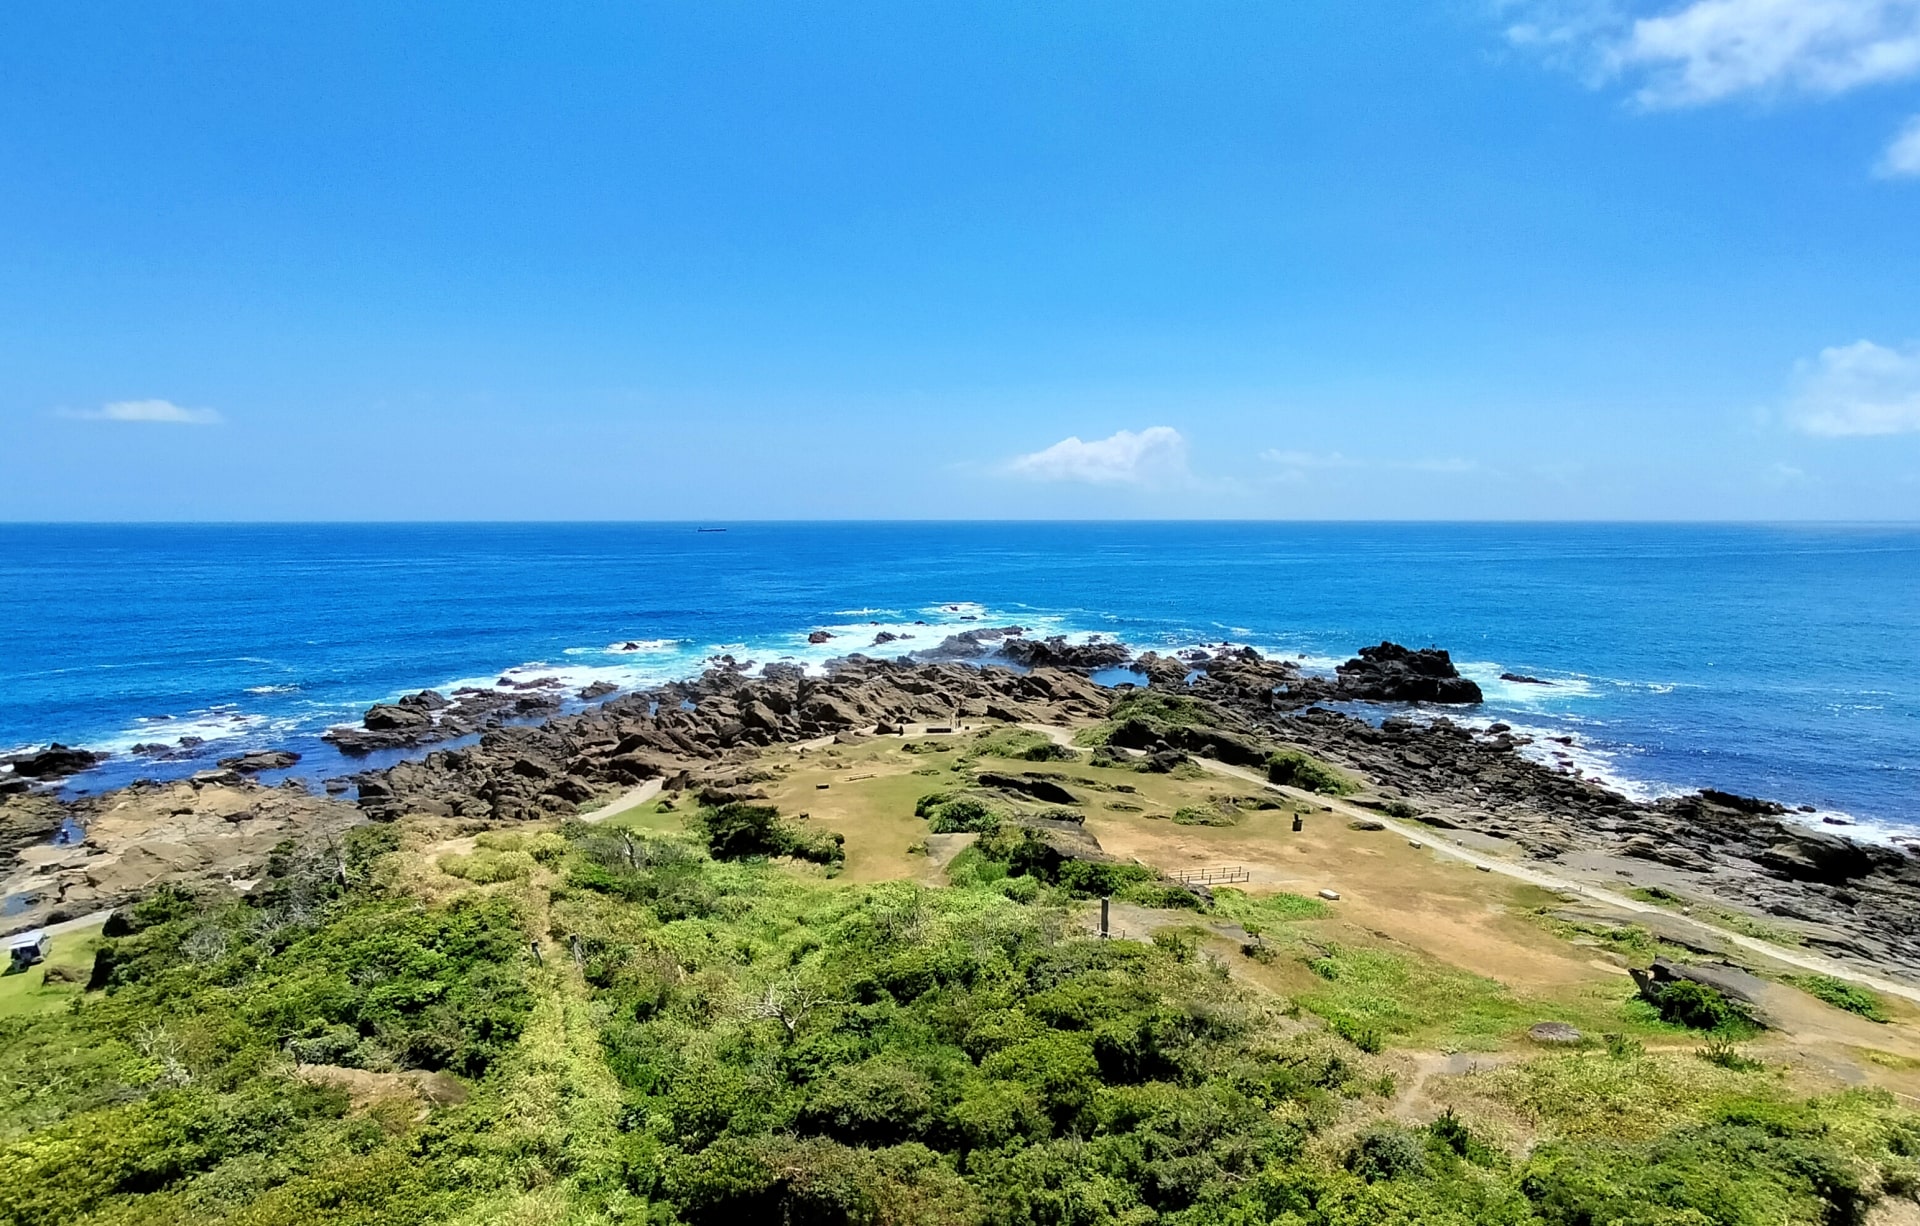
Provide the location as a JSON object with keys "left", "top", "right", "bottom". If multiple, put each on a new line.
{"left": 6, "top": 929, "right": 51, "bottom": 974}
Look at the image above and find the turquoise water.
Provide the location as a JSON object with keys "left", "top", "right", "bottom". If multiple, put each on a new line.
{"left": 0, "top": 523, "right": 1913, "bottom": 835}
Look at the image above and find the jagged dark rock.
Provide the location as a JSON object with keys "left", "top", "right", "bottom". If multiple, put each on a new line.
{"left": 324, "top": 681, "right": 570, "bottom": 755}
{"left": 998, "top": 635, "right": 1132, "bottom": 671}
{"left": 977, "top": 772, "right": 1080, "bottom": 805}
{"left": 1335, "top": 643, "right": 1483, "bottom": 704}
{"left": 218, "top": 749, "right": 301, "bottom": 774}
{"left": 912, "top": 625, "right": 1027, "bottom": 662}
{"left": 4, "top": 743, "right": 108, "bottom": 780}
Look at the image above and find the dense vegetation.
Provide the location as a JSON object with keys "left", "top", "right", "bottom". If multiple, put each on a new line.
{"left": 2, "top": 817, "right": 1917, "bottom": 1225}
{"left": 1263, "top": 750, "right": 1357, "bottom": 797}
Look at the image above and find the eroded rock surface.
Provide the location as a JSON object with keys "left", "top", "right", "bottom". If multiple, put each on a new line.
{"left": 0, "top": 779, "right": 361, "bottom": 933}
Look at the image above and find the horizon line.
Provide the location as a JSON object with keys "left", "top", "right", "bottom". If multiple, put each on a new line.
{"left": 1, "top": 517, "right": 1918, "bottom": 529}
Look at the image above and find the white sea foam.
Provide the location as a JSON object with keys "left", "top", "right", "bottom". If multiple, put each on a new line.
{"left": 1432, "top": 711, "right": 1678, "bottom": 805}
{"left": 1455, "top": 661, "right": 1599, "bottom": 706}
{"left": 594, "top": 638, "right": 684, "bottom": 655}
{"left": 243, "top": 684, "right": 300, "bottom": 695}
{"left": 95, "top": 706, "right": 275, "bottom": 754}
{"left": 1814, "top": 811, "right": 1920, "bottom": 851}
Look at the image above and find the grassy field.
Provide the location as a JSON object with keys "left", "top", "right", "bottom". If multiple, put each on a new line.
{"left": 4, "top": 721, "right": 1919, "bottom": 1224}
{"left": 0, "top": 924, "right": 101, "bottom": 1018}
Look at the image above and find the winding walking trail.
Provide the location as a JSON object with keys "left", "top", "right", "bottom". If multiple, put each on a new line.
{"left": 1009, "top": 720, "right": 1920, "bottom": 1007}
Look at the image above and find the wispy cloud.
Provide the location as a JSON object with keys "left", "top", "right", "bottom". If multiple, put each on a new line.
{"left": 1258, "top": 449, "right": 1359, "bottom": 470}
{"left": 1005, "top": 426, "right": 1189, "bottom": 486}
{"left": 1500, "top": 0, "right": 1920, "bottom": 173}
{"left": 1260, "top": 449, "right": 1479, "bottom": 478}
{"left": 60, "top": 398, "right": 224, "bottom": 425}
{"left": 1505, "top": 0, "right": 1920, "bottom": 106}
{"left": 1790, "top": 339, "right": 1920, "bottom": 435}
{"left": 1879, "top": 113, "right": 1920, "bottom": 175}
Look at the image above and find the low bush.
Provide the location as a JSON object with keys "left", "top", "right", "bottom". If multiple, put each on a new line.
{"left": 695, "top": 802, "right": 845, "bottom": 866}
{"left": 1796, "top": 974, "right": 1890, "bottom": 1023}
{"left": 1651, "top": 980, "right": 1757, "bottom": 1035}
{"left": 968, "top": 727, "right": 1075, "bottom": 762}
{"left": 1347, "top": 1124, "right": 1430, "bottom": 1181}
{"left": 1171, "top": 805, "right": 1235, "bottom": 827}
{"left": 1266, "top": 748, "right": 1359, "bottom": 795}
{"left": 438, "top": 847, "right": 535, "bottom": 882}
{"left": 1698, "top": 1039, "right": 1766, "bottom": 1072}
{"left": 915, "top": 793, "right": 1003, "bottom": 834}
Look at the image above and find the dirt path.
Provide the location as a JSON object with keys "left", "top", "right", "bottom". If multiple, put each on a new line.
{"left": 576, "top": 779, "right": 662, "bottom": 824}
{"left": 844, "top": 720, "right": 1920, "bottom": 1005}
{"left": 1192, "top": 755, "right": 1920, "bottom": 1007}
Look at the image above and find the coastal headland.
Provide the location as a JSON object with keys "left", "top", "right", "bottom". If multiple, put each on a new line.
{"left": 4, "top": 632, "right": 1920, "bottom": 1223}
{"left": 10, "top": 632, "right": 1913, "bottom": 984}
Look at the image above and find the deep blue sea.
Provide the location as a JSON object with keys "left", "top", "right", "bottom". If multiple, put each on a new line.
{"left": 1, "top": 523, "right": 1914, "bottom": 839}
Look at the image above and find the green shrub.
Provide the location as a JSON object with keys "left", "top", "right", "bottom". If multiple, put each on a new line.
{"left": 439, "top": 847, "right": 535, "bottom": 882}
{"left": 1606, "top": 1032, "right": 1646, "bottom": 1060}
{"left": 1698, "top": 1039, "right": 1765, "bottom": 1072}
{"left": 1347, "top": 1124, "right": 1431, "bottom": 1181}
{"left": 1266, "top": 748, "right": 1359, "bottom": 795}
{"left": 968, "top": 727, "right": 1074, "bottom": 762}
{"left": 1054, "top": 859, "right": 1157, "bottom": 899}
{"left": 919, "top": 796, "right": 1002, "bottom": 834}
{"left": 913, "top": 790, "right": 952, "bottom": 817}
{"left": 1428, "top": 1108, "right": 1496, "bottom": 1165}
{"left": 1651, "top": 980, "right": 1757, "bottom": 1035}
{"left": 695, "top": 802, "right": 844, "bottom": 866}
{"left": 1116, "top": 881, "right": 1205, "bottom": 910}
{"left": 1330, "top": 1015, "right": 1384, "bottom": 1053}
{"left": 1795, "top": 975, "right": 1890, "bottom": 1023}
{"left": 1107, "top": 691, "right": 1218, "bottom": 728}
{"left": 1171, "top": 805, "right": 1235, "bottom": 827}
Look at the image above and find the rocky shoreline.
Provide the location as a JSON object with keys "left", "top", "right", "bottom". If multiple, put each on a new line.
{"left": 4, "top": 636, "right": 1916, "bottom": 981}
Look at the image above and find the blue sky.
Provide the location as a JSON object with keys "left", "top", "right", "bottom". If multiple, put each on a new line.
{"left": 3, "top": 1, "right": 1918, "bottom": 520}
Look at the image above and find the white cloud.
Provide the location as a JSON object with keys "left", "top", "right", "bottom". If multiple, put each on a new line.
{"left": 1879, "top": 112, "right": 1920, "bottom": 174}
{"left": 62, "top": 398, "right": 224, "bottom": 425}
{"left": 1503, "top": 0, "right": 1920, "bottom": 106}
{"left": 1260, "top": 450, "right": 1478, "bottom": 477}
{"left": 1005, "top": 426, "right": 1189, "bottom": 486}
{"left": 1399, "top": 456, "right": 1481, "bottom": 473}
{"left": 1790, "top": 339, "right": 1920, "bottom": 435}
{"left": 1258, "top": 449, "right": 1358, "bottom": 469}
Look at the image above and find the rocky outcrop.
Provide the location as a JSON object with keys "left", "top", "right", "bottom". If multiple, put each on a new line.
{"left": 998, "top": 635, "right": 1132, "bottom": 672}
{"left": 15, "top": 631, "right": 1914, "bottom": 985}
{"left": 911, "top": 625, "right": 1027, "bottom": 662}
{"left": 1629, "top": 957, "right": 1775, "bottom": 1027}
{"left": 1131, "top": 653, "right": 1192, "bottom": 688}
{"left": 977, "top": 772, "right": 1081, "bottom": 806}
{"left": 3, "top": 743, "right": 108, "bottom": 781}
{"left": 343, "top": 656, "right": 1115, "bottom": 823}
{"left": 219, "top": 749, "right": 301, "bottom": 774}
{"left": 0, "top": 795, "right": 66, "bottom": 860}
{"left": 324, "top": 681, "right": 569, "bottom": 755}
{"left": 1334, "top": 643, "right": 1483, "bottom": 704}
{"left": 0, "top": 778, "right": 361, "bottom": 936}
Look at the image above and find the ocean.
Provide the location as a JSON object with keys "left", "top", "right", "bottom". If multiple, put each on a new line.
{"left": 1, "top": 522, "right": 1914, "bottom": 838}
